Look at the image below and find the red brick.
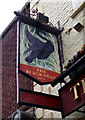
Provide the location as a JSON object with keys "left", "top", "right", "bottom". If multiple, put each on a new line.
{"left": 1, "top": 3, "right": 33, "bottom": 120}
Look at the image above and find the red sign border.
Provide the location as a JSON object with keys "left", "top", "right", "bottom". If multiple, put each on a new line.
{"left": 59, "top": 72, "right": 85, "bottom": 118}
{"left": 19, "top": 88, "right": 61, "bottom": 111}
{"left": 19, "top": 64, "right": 60, "bottom": 85}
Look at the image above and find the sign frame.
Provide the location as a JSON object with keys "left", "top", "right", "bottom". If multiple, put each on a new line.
{"left": 19, "top": 88, "right": 61, "bottom": 111}
{"left": 59, "top": 72, "right": 85, "bottom": 118}
{"left": 16, "top": 12, "right": 63, "bottom": 85}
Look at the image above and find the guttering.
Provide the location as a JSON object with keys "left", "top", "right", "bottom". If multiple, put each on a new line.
{"left": 16, "top": 21, "right": 20, "bottom": 103}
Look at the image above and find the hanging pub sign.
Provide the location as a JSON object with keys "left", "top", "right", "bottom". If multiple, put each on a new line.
{"left": 59, "top": 72, "right": 85, "bottom": 118}
{"left": 16, "top": 11, "right": 61, "bottom": 85}
{"left": 19, "top": 89, "right": 61, "bottom": 111}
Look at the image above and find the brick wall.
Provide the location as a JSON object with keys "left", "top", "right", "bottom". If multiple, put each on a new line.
{"left": 1, "top": 3, "right": 33, "bottom": 119}
{"left": 0, "top": 38, "right": 2, "bottom": 119}
{"left": 30, "top": 0, "right": 85, "bottom": 119}
{"left": 2, "top": 23, "right": 17, "bottom": 119}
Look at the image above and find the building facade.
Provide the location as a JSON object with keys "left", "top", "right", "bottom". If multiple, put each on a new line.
{"left": 30, "top": 0, "right": 85, "bottom": 119}
{"left": 0, "top": 2, "right": 33, "bottom": 120}
{"left": 0, "top": 0, "right": 85, "bottom": 119}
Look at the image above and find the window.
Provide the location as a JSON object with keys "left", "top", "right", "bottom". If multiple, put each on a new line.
{"left": 72, "top": 0, "right": 84, "bottom": 9}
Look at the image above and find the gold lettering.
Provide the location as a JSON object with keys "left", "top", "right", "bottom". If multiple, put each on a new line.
{"left": 38, "top": 73, "right": 42, "bottom": 77}
{"left": 46, "top": 74, "right": 50, "bottom": 78}
{"left": 81, "top": 79, "right": 85, "bottom": 94}
{"left": 32, "top": 72, "right": 36, "bottom": 75}
{"left": 50, "top": 76, "right": 56, "bottom": 79}
{"left": 70, "top": 83, "right": 80, "bottom": 100}
{"left": 26, "top": 70, "right": 28, "bottom": 73}
{"left": 37, "top": 68, "right": 46, "bottom": 73}
{"left": 37, "top": 68, "right": 39, "bottom": 72}
{"left": 26, "top": 70, "right": 31, "bottom": 74}
{"left": 38, "top": 77, "right": 43, "bottom": 80}
{"left": 43, "top": 74, "right": 46, "bottom": 77}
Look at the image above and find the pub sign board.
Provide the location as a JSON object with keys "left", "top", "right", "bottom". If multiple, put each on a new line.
{"left": 18, "top": 14, "right": 61, "bottom": 85}
{"left": 59, "top": 73, "right": 85, "bottom": 118}
{"left": 19, "top": 89, "right": 61, "bottom": 111}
